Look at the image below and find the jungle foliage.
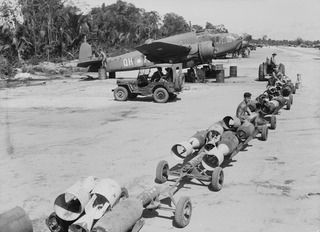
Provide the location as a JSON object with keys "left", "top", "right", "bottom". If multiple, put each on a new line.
{"left": 0, "top": 0, "right": 230, "bottom": 68}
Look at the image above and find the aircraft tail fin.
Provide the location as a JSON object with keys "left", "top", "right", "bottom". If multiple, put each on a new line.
{"left": 79, "top": 38, "right": 93, "bottom": 62}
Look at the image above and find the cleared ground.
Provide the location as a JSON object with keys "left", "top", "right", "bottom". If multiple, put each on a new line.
{"left": 0, "top": 46, "right": 319, "bottom": 232}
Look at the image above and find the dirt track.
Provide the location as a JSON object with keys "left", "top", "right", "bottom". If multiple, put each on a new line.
{"left": 0, "top": 46, "right": 319, "bottom": 232}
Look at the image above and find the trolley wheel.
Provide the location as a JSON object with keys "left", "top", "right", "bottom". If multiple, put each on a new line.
{"left": 174, "top": 196, "right": 192, "bottom": 228}
{"left": 153, "top": 87, "right": 169, "bottom": 103}
{"left": 289, "top": 94, "right": 293, "bottom": 105}
{"left": 286, "top": 98, "right": 291, "bottom": 110}
{"left": 261, "top": 125, "right": 268, "bottom": 141}
{"left": 155, "top": 160, "right": 169, "bottom": 183}
{"left": 258, "top": 64, "right": 265, "bottom": 81}
{"left": 114, "top": 86, "right": 128, "bottom": 101}
{"left": 270, "top": 115, "right": 277, "bottom": 130}
{"left": 210, "top": 167, "right": 224, "bottom": 191}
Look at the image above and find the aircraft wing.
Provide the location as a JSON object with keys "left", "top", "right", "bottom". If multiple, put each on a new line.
{"left": 136, "top": 42, "right": 191, "bottom": 63}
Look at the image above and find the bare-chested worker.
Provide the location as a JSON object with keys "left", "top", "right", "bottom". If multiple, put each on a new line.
{"left": 236, "top": 92, "right": 254, "bottom": 122}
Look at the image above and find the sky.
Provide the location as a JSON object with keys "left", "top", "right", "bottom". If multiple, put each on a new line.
{"left": 71, "top": 0, "right": 320, "bottom": 41}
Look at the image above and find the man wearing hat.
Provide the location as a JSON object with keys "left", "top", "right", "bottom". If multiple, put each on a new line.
{"left": 270, "top": 53, "right": 277, "bottom": 69}
{"left": 236, "top": 92, "right": 253, "bottom": 122}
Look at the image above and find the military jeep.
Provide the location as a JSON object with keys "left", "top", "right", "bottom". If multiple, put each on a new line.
{"left": 113, "top": 63, "right": 184, "bottom": 103}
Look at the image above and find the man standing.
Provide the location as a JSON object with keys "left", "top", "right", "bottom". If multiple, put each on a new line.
{"left": 236, "top": 92, "right": 253, "bottom": 122}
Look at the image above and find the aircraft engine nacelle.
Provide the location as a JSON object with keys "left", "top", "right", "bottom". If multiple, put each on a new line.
{"left": 198, "top": 41, "right": 215, "bottom": 63}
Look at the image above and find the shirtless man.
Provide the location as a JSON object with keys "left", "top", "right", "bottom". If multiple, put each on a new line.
{"left": 236, "top": 92, "right": 256, "bottom": 122}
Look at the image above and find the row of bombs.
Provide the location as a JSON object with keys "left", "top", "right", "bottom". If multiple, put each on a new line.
{"left": 255, "top": 77, "right": 299, "bottom": 113}
{"left": 154, "top": 74, "right": 300, "bottom": 193}
{"left": 43, "top": 176, "right": 191, "bottom": 232}
{"left": 155, "top": 114, "right": 271, "bottom": 192}
{"left": 0, "top": 76, "right": 300, "bottom": 232}
{"left": 0, "top": 179, "right": 191, "bottom": 232}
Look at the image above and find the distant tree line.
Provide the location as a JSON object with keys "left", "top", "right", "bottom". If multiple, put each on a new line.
{"left": 252, "top": 35, "right": 320, "bottom": 47}
{"left": 0, "top": 0, "right": 229, "bottom": 74}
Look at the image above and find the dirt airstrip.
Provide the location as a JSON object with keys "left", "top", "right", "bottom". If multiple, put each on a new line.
{"left": 0, "top": 46, "right": 319, "bottom": 232}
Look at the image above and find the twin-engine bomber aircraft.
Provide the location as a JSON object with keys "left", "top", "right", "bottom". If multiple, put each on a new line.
{"left": 78, "top": 30, "right": 243, "bottom": 78}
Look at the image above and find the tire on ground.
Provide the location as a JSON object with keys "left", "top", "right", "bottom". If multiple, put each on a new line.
{"left": 270, "top": 115, "right": 277, "bottom": 130}
{"left": 289, "top": 94, "right": 293, "bottom": 105}
{"left": 286, "top": 99, "right": 291, "bottom": 110}
{"left": 258, "top": 64, "right": 265, "bottom": 81}
{"left": 155, "top": 160, "right": 169, "bottom": 184}
{"left": 261, "top": 125, "right": 268, "bottom": 141}
{"left": 210, "top": 167, "right": 224, "bottom": 191}
{"left": 114, "top": 86, "right": 128, "bottom": 101}
{"left": 174, "top": 196, "right": 192, "bottom": 228}
{"left": 153, "top": 87, "right": 169, "bottom": 103}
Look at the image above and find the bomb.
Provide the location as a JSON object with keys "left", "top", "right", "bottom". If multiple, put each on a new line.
{"left": 46, "top": 177, "right": 124, "bottom": 232}
{"left": 92, "top": 186, "right": 192, "bottom": 232}
{"left": 0, "top": 207, "right": 33, "bottom": 232}
{"left": 201, "top": 131, "right": 240, "bottom": 171}
{"left": 171, "top": 130, "right": 207, "bottom": 160}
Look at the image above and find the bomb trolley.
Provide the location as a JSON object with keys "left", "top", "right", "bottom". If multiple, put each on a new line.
{"left": 46, "top": 178, "right": 192, "bottom": 232}
{"left": 155, "top": 122, "right": 269, "bottom": 192}
{"left": 91, "top": 185, "right": 192, "bottom": 232}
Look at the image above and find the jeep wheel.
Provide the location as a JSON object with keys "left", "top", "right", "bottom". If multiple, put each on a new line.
{"left": 153, "top": 87, "right": 169, "bottom": 103}
{"left": 114, "top": 86, "right": 128, "bottom": 101}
